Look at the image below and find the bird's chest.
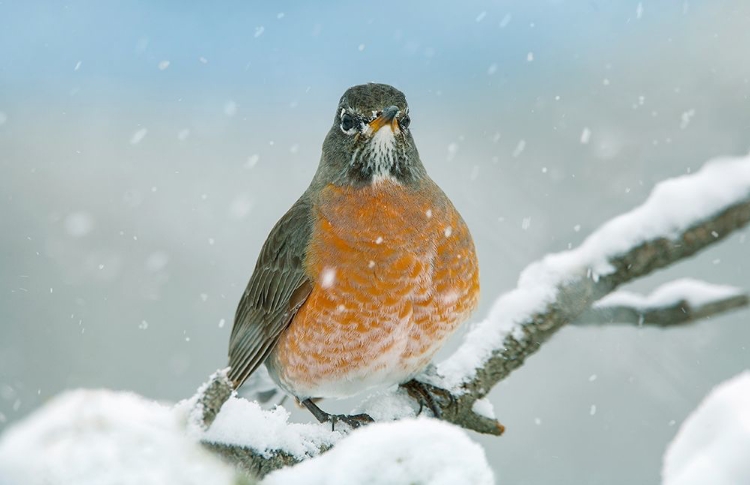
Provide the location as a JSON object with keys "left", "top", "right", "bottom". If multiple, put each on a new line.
{"left": 267, "top": 180, "right": 478, "bottom": 398}
{"left": 308, "top": 181, "right": 444, "bottom": 273}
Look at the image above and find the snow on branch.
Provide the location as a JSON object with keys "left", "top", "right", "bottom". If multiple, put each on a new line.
{"left": 426, "top": 154, "right": 750, "bottom": 433}
{"left": 193, "top": 153, "right": 750, "bottom": 476}
{"left": 576, "top": 278, "right": 748, "bottom": 327}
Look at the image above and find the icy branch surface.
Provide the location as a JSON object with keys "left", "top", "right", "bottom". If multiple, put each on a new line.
{"left": 662, "top": 371, "right": 750, "bottom": 485}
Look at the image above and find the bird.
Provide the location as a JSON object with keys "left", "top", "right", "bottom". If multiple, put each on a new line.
{"left": 227, "top": 83, "right": 480, "bottom": 428}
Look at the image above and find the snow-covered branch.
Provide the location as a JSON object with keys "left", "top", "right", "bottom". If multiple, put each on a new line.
{"left": 425, "top": 155, "right": 750, "bottom": 433}
{"left": 193, "top": 154, "right": 750, "bottom": 476}
{"left": 576, "top": 279, "right": 748, "bottom": 327}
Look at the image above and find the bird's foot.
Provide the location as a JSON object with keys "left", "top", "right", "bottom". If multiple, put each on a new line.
{"left": 301, "top": 398, "right": 374, "bottom": 431}
{"left": 400, "top": 379, "right": 445, "bottom": 419}
{"left": 329, "top": 412, "right": 374, "bottom": 430}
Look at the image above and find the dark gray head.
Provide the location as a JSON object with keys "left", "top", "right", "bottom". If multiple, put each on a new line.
{"left": 313, "top": 83, "right": 427, "bottom": 188}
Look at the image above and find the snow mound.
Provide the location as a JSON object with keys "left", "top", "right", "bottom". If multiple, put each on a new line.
{"left": 262, "top": 418, "right": 494, "bottom": 485}
{"left": 0, "top": 389, "right": 237, "bottom": 485}
{"left": 662, "top": 371, "right": 750, "bottom": 485}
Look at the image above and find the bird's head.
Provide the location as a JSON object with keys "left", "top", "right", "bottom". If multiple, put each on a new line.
{"left": 315, "top": 83, "right": 426, "bottom": 187}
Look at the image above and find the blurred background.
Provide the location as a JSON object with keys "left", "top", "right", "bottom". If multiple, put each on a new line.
{"left": 1, "top": 1, "right": 750, "bottom": 483}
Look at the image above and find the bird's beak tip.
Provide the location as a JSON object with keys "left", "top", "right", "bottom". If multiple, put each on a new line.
{"left": 368, "top": 105, "right": 400, "bottom": 133}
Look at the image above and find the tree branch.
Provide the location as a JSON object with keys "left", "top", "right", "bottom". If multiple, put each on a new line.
{"left": 576, "top": 279, "right": 748, "bottom": 327}
{"left": 191, "top": 155, "right": 750, "bottom": 476}
{"left": 423, "top": 157, "right": 750, "bottom": 434}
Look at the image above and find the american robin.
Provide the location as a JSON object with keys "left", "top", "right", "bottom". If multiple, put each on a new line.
{"left": 228, "top": 83, "right": 479, "bottom": 427}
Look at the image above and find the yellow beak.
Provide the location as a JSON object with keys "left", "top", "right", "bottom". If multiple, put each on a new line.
{"left": 368, "top": 105, "right": 400, "bottom": 133}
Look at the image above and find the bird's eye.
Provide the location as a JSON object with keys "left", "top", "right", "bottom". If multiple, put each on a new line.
{"left": 340, "top": 113, "right": 356, "bottom": 133}
{"left": 400, "top": 115, "right": 411, "bottom": 130}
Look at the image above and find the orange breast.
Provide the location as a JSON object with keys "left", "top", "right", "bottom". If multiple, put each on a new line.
{"left": 267, "top": 179, "right": 479, "bottom": 399}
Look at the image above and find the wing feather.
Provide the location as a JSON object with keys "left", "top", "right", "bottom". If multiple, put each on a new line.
{"left": 227, "top": 195, "right": 314, "bottom": 388}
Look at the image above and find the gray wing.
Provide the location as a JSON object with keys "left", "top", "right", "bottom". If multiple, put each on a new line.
{"left": 227, "top": 195, "right": 314, "bottom": 389}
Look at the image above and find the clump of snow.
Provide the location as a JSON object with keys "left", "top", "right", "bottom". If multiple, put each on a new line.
{"left": 471, "top": 398, "right": 496, "bottom": 419}
{"left": 433, "top": 154, "right": 750, "bottom": 390}
{"left": 662, "top": 371, "right": 750, "bottom": 485}
{"left": 595, "top": 278, "right": 744, "bottom": 310}
{"left": 356, "top": 387, "right": 418, "bottom": 421}
{"left": 0, "top": 390, "right": 237, "bottom": 485}
{"left": 262, "top": 418, "right": 494, "bottom": 485}
{"left": 199, "top": 397, "right": 341, "bottom": 459}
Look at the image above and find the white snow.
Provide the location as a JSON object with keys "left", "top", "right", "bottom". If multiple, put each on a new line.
{"left": 198, "top": 398, "right": 341, "bottom": 459}
{"left": 0, "top": 390, "right": 237, "bottom": 485}
{"left": 662, "top": 371, "right": 750, "bottom": 485}
{"left": 680, "top": 109, "right": 696, "bottom": 130}
{"left": 432, "top": 153, "right": 750, "bottom": 390}
{"left": 499, "top": 13, "right": 511, "bottom": 28}
{"left": 471, "top": 398, "right": 496, "bottom": 419}
{"left": 320, "top": 267, "right": 336, "bottom": 288}
{"left": 595, "top": 278, "right": 744, "bottom": 311}
{"left": 262, "top": 418, "right": 494, "bottom": 485}
{"left": 129, "top": 128, "right": 148, "bottom": 145}
{"left": 580, "top": 127, "right": 592, "bottom": 144}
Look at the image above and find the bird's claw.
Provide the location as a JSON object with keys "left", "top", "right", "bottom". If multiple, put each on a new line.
{"left": 329, "top": 412, "right": 374, "bottom": 431}
{"left": 400, "top": 379, "right": 444, "bottom": 419}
